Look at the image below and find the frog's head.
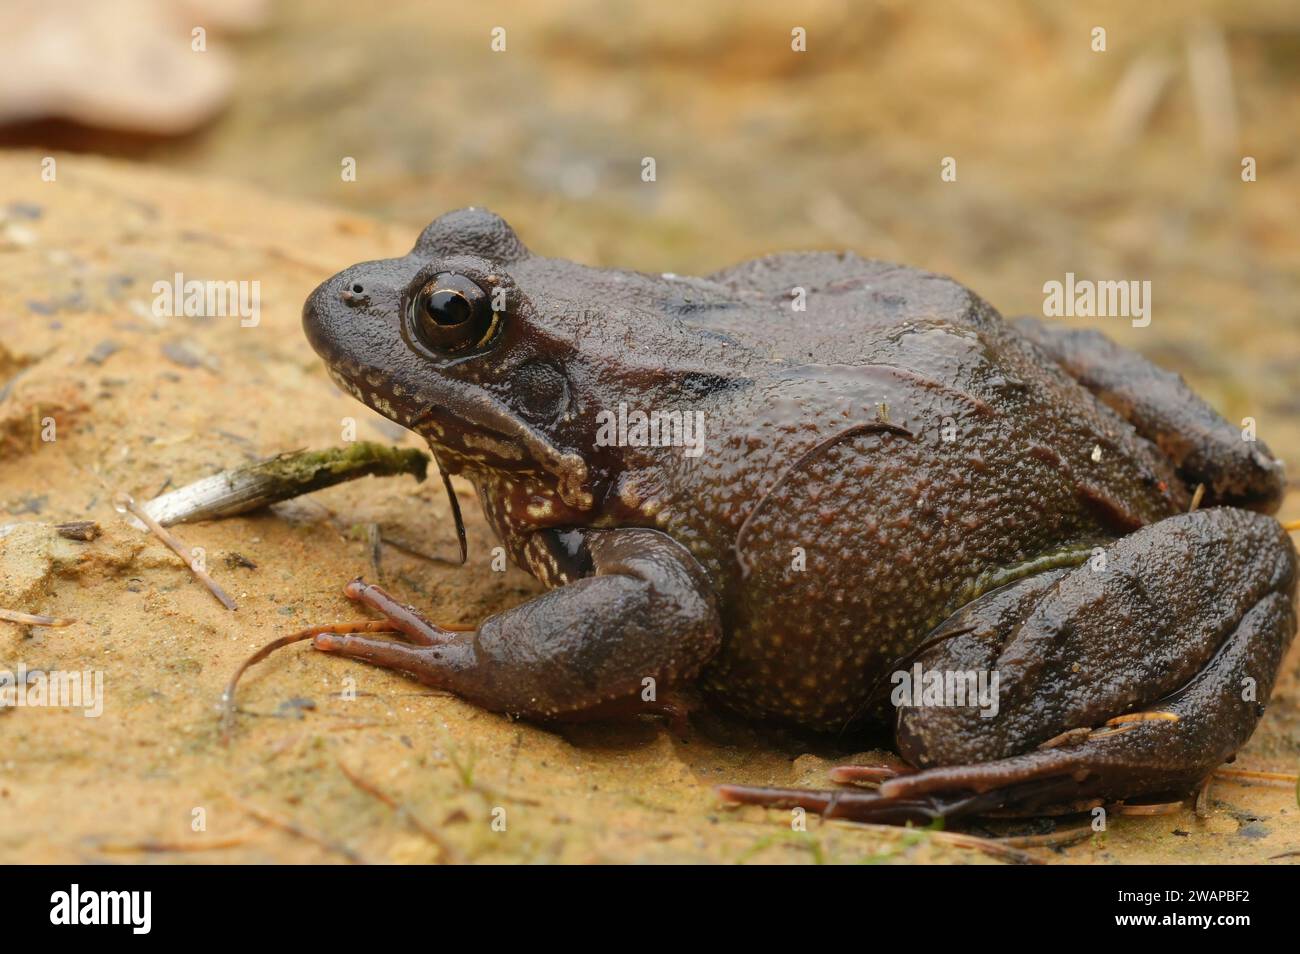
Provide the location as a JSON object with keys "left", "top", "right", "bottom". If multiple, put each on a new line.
{"left": 303, "top": 207, "right": 744, "bottom": 523}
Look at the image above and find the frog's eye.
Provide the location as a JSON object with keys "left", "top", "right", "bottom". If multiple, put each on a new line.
{"left": 412, "top": 273, "right": 498, "bottom": 353}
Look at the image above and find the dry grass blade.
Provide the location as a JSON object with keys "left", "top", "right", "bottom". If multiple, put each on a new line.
{"left": 117, "top": 491, "right": 237, "bottom": 610}
{"left": 1106, "top": 711, "right": 1179, "bottom": 726}
{"left": 827, "top": 765, "right": 903, "bottom": 785}
{"left": 1213, "top": 767, "right": 1298, "bottom": 786}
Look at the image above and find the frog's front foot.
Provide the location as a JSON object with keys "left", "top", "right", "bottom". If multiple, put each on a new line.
{"left": 721, "top": 507, "right": 1297, "bottom": 824}
{"left": 310, "top": 577, "right": 477, "bottom": 679}
{"left": 311, "top": 528, "right": 722, "bottom": 721}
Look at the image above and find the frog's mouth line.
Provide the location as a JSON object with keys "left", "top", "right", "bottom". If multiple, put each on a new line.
{"left": 319, "top": 351, "right": 593, "bottom": 511}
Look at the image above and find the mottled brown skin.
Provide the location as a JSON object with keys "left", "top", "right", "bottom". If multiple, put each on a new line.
{"left": 301, "top": 208, "right": 1296, "bottom": 821}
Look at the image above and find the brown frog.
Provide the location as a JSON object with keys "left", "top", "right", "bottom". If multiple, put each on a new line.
{"left": 295, "top": 207, "right": 1296, "bottom": 822}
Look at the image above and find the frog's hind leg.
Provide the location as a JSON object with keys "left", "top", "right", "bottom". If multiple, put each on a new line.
{"left": 888, "top": 507, "right": 1294, "bottom": 817}
{"left": 1012, "top": 316, "right": 1286, "bottom": 512}
{"left": 877, "top": 579, "right": 1291, "bottom": 817}
{"left": 720, "top": 507, "right": 1296, "bottom": 823}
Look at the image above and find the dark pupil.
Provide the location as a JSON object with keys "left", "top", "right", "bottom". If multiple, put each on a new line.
{"left": 425, "top": 289, "right": 471, "bottom": 326}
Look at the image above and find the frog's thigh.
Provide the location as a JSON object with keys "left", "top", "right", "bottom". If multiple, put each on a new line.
{"left": 1013, "top": 316, "right": 1285, "bottom": 512}
{"left": 886, "top": 507, "right": 1295, "bottom": 814}
{"left": 316, "top": 528, "right": 721, "bottom": 719}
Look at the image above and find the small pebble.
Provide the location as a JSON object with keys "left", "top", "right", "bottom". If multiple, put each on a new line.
{"left": 86, "top": 340, "right": 121, "bottom": 365}
{"left": 6, "top": 202, "right": 43, "bottom": 220}
{"left": 162, "top": 339, "right": 204, "bottom": 368}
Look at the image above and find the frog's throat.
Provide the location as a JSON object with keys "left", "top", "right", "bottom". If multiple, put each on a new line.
{"left": 410, "top": 393, "right": 592, "bottom": 511}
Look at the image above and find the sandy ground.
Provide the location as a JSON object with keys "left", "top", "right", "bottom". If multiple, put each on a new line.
{"left": 1, "top": 1, "right": 1298, "bottom": 863}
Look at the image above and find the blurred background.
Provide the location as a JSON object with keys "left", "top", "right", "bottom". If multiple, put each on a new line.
{"left": 4, "top": 0, "right": 1297, "bottom": 454}
{"left": 1, "top": 6, "right": 1295, "bottom": 277}
{"left": 2, "top": 0, "right": 1299, "bottom": 865}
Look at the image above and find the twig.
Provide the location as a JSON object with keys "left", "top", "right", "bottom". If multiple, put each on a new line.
{"left": 365, "top": 522, "right": 383, "bottom": 578}
{"left": 0, "top": 607, "right": 74, "bottom": 627}
{"left": 55, "top": 520, "right": 100, "bottom": 541}
{"left": 994, "top": 826, "right": 1094, "bottom": 850}
{"left": 116, "top": 492, "right": 237, "bottom": 610}
{"left": 825, "top": 822, "right": 1046, "bottom": 865}
{"left": 1194, "top": 776, "right": 1213, "bottom": 818}
{"left": 93, "top": 833, "right": 259, "bottom": 854}
{"left": 1106, "top": 54, "right": 1175, "bottom": 146}
{"left": 1111, "top": 800, "right": 1185, "bottom": 816}
{"left": 436, "top": 460, "right": 467, "bottom": 565}
{"left": 218, "top": 621, "right": 395, "bottom": 744}
{"left": 378, "top": 533, "right": 463, "bottom": 566}
{"left": 336, "top": 757, "right": 462, "bottom": 863}
{"left": 918, "top": 829, "right": 1045, "bottom": 863}
{"left": 236, "top": 798, "right": 367, "bottom": 864}
{"left": 130, "top": 443, "right": 429, "bottom": 528}
{"left": 1186, "top": 20, "right": 1238, "bottom": 158}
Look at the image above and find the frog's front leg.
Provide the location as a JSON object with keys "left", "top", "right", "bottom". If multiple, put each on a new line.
{"left": 313, "top": 528, "right": 721, "bottom": 719}
{"left": 722, "top": 507, "right": 1296, "bottom": 822}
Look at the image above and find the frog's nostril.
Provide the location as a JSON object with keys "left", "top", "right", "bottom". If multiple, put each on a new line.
{"left": 339, "top": 284, "right": 369, "bottom": 306}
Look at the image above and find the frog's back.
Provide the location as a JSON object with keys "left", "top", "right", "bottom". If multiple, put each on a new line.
{"left": 700, "top": 251, "right": 1002, "bottom": 365}
{"left": 663, "top": 252, "right": 1183, "bottom": 730}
